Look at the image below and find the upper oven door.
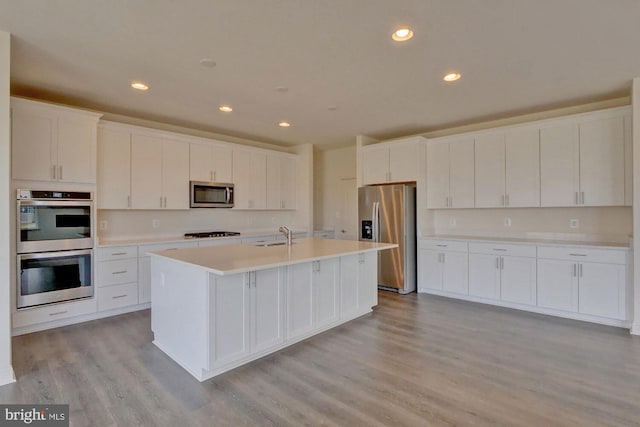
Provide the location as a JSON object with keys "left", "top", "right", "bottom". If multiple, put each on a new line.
{"left": 190, "top": 181, "right": 234, "bottom": 208}
{"left": 17, "top": 200, "right": 93, "bottom": 253}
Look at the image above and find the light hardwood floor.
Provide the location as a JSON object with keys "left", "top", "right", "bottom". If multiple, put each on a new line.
{"left": 1, "top": 292, "right": 640, "bottom": 426}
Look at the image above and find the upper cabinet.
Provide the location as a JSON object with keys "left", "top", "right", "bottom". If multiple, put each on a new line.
{"left": 540, "top": 113, "right": 627, "bottom": 207}
{"left": 266, "top": 154, "right": 297, "bottom": 210}
{"left": 233, "top": 149, "right": 267, "bottom": 209}
{"left": 189, "top": 142, "right": 233, "bottom": 183}
{"left": 11, "top": 97, "right": 102, "bottom": 184}
{"left": 361, "top": 137, "right": 423, "bottom": 185}
{"left": 98, "top": 127, "right": 131, "bottom": 209}
{"left": 426, "top": 138, "right": 475, "bottom": 209}
{"left": 474, "top": 128, "right": 540, "bottom": 208}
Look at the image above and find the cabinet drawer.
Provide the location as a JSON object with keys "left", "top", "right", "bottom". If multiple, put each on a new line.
{"left": 537, "top": 246, "right": 627, "bottom": 264}
{"left": 98, "top": 259, "right": 138, "bottom": 287}
{"left": 419, "top": 239, "right": 468, "bottom": 252}
{"left": 97, "top": 246, "right": 138, "bottom": 261}
{"left": 469, "top": 242, "right": 536, "bottom": 258}
{"left": 13, "top": 297, "right": 97, "bottom": 328}
{"left": 98, "top": 282, "right": 138, "bottom": 312}
{"left": 138, "top": 241, "right": 197, "bottom": 256}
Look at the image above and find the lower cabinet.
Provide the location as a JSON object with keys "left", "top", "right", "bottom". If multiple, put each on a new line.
{"left": 250, "top": 268, "right": 285, "bottom": 353}
{"left": 420, "top": 249, "right": 469, "bottom": 294}
{"left": 537, "top": 259, "right": 578, "bottom": 312}
{"left": 341, "top": 253, "right": 377, "bottom": 317}
{"left": 313, "top": 259, "right": 340, "bottom": 328}
{"left": 96, "top": 246, "right": 139, "bottom": 312}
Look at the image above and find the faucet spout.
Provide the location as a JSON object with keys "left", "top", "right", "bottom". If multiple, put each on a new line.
{"left": 279, "top": 226, "right": 292, "bottom": 246}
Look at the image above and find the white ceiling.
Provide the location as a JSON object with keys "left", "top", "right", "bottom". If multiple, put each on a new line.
{"left": 1, "top": 0, "right": 639, "bottom": 148}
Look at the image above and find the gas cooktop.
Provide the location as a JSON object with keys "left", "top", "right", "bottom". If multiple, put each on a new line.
{"left": 184, "top": 231, "right": 241, "bottom": 239}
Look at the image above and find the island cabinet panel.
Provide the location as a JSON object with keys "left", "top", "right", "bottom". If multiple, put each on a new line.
{"left": 340, "top": 255, "right": 359, "bottom": 318}
{"left": 250, "top": 268, "right": 285, "bottom": 354}
{"left": 357, "top": 252, "right": 378, "bottom": 309}
{"left": 286, "top": 263, "right": 315, "bottom": 340}
{"left": 210, "top": 273, "right": 251, "bottom": 368}
{"left": 313, "top": 259, "right": 340, "bottom": 328}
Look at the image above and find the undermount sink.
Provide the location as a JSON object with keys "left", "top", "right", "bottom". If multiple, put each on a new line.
{"left": 254, "top": 241, "right": 296, "bottom": 247}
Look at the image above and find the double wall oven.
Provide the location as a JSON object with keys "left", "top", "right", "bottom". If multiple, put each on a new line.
{"left": 17, "top": 190, "right": 94, "bottom": 309}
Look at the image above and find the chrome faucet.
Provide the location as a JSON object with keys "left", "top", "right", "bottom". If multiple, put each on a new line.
{"left": 279, "top": 226, "right": 293, "bottom": 246}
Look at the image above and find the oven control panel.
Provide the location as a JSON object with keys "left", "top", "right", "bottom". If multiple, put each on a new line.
{"left": 17, "top": 189, "right": 92, "bottom": 200}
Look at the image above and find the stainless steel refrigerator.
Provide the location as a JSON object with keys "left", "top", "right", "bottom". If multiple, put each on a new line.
{"left": 358, "top": 184, "right": 416, "bottom": 294}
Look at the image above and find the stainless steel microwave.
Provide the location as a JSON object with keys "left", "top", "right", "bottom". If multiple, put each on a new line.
{"left": 190, "top": 181, "right": 234, "bottom": 208}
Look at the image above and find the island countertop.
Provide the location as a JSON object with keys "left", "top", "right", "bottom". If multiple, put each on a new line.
{"left": 148, "top": 237, "right": 397, "bottom": 275}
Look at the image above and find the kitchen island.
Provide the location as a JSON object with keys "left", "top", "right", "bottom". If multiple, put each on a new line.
{"left": 148, "top": 237, "right": 397, "bottom": 381}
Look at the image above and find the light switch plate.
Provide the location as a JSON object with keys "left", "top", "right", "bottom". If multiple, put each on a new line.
{"left": 99, "top": 220, "right": 108, "bottom": 231}
{"left": 570, "top": 219, "right": 579, "bottom": 228}
{"left": 152, "top": 219, "right": 160, "bottom": 229}
{"left": 449, "top": 218, "right": 456, "bottom": 227}
{"left": 504, "top": 217, "right": 511, "bottom": 227}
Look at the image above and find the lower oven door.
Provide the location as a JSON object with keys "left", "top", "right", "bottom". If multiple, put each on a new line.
{"left": 17, "top": 249, "right": 94, "bottom": 309}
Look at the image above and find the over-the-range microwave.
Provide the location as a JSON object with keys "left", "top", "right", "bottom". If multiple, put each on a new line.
{"left": 190, "top": 181, "right": 234, "bottom": 208}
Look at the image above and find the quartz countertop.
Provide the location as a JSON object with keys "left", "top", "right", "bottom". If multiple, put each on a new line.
{"left": 421, "top": 234, "right": 631, "bottom": 250}
{"left": 148, "top": 237, "right": 397, "bottom": 275}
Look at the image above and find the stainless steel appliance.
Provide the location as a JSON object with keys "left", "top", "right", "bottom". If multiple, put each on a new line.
{"left": 190, "top": 181, "right": 234, "bottom": 208}
{"left": 184, "top": 231, "right": 241, "bottom": 238}
{"left": 16, "top": 189, "right": 94, "bottom": 309}
{"left": 358, "top": 184, "right": 416, "bottom": 294}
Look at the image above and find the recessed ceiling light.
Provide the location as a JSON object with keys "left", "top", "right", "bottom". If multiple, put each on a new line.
{"left": 327, "top": 105, "right": 337, "bottom": 111}
{"left": 443, "top": 72, "right": 461, "bottom": 82}
{"left": 131, "top": 82, "right": 149, "bottom": 91}
{"left": 219, "top": 105, "right": 233, "bottom": 112}
{"left": 200, "top": 58, "right": 216, "bottom": 68}
{"left": 275, "top": 86, "right": 288, "bottom": 93}
{"left": 278, "top": 121, "right": 291, "bottom": 128}
{"left": 392, "top": 27, "right": 414, "bottom": 42}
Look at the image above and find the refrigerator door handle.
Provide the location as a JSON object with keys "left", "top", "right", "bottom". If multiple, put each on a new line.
{"left": 373, "top": 202, "right": 380, "bottom": 242}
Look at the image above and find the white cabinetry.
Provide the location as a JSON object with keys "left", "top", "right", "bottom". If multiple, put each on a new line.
{"left": 131, "top": 135, "right": 189, "bottom": 209}
{"left": 362, "top": 138, "right": 422, "bottom": 185}
{"left": 233, "top": 149, "right": 267, "bottom": 209}
{"left": 540, "top": 113, "right": 626, "bottom": 207}
{"left": 313, "top": 259, "right": 340, "bottom": 328}
{"left": 138, "top": 241, "right": 197, "bottom": 304}
{"left": 189, "top": 142, "right": 233, "bottom": 183}
{"left": 98, "top": 127, "right": 131, "bottom": 209}
{"left": 266, "top": 154, "right": 297, "bottom": 209}
{"left": 426, "top": 138, "right": 475, "bottom": 208}
{"left": 11, "top": 97, "right": 102, "bottom": 183}
{"left": 96, "top": 245, "right": 139, "bottom": 312}
{"left": 418, "top": 240, "right": 469, "bottom": 294}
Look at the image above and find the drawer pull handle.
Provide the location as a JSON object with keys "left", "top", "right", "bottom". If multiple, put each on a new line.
{"left": 112, "top": 294, "right": 128, "bottom": 299}
{"left": 49, "top": 311, "right": 68, "bottom": 316}
{"left": 112, "top": 270, "right": 128, "bottom": 275}
{"left": 111, "top": 252, "right": 127, "bottom": 256}
{"left": 435, "top": 244, "right": 447, "bottom": 247}
{"left": 569, "top": 253, "right": 587, "bottom": 257}
{"left": 492, "top": 248, "right": 507, "bottom": 251}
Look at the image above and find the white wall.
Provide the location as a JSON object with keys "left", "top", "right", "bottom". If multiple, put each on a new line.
{"left": 313, "top": 146, "right": 356, "bottom": 230}
{"left": 0, "top": 30, "right": 15, "bottom": 385}
{"left": 632, "top": 77, "right": 640, "bottom": 335}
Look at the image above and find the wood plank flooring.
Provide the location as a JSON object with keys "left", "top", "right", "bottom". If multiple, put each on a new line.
{"left": 1, "top": 292, "right": 640, "bottom": 426}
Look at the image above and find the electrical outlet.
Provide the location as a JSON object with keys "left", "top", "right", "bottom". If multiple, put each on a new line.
{"left": 570, "top": 219, "right": 579, "bottom": 229}
{"left": 152, "top": 219, "right": 160, "bottom": 229}
{"left": 99, "top": 220, "right": 108, "bottom": 231}
{"left": 449, "top": 218, "right": 456, "bottom": 227}
{"left": 504, "top": 217, "right": 511, "bottom": 227}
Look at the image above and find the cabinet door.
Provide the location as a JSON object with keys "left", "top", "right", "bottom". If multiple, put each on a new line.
{"left": 357, "top": 252, "right": 378, "bottom": 309}
{"left": 250, "top": 151, "right": 267, "bottom": 209}
{"left": 232, "top": 150, "right": 251, "bottom": 209}
{"left": 578, "top": 262, "right": 625, "bottom": 319}
{"left": 579, "top": 117, "right": 625, "bottom": 206}
{"left": 11, "top": 106, "right": 56, "bottom": 181}
{"left": 286, "top": 262, "right": 314, "bottom": 339}
{"left": 449, "top": 139, "right": 475, "bottom": 208}
{"left": 505, "top": 128, "right": 540, "bottom": 207}
{"left": 211, "top": 273, "right": 251, "bottom": 367}
{"left": 280, "top": 156, "right": 297, "bottom": 209}
{"left": 426, "top": 142, "right": 450, "bottom": 209}
{"left": 540, "top": 123, "right": 580, "bottom": 206}
{"left": 537, "top": 259, "right": 578, "bottom": 312}
{"left": 98, "top": 128, "right": 131, "bottom": 209}
{"left": 362, "top": 147, "right": 389, "bottom": 185}
{"left": 468, "top": 253, "right": 500, "bottom": 299}
{"left": 418, "top": 249, "right": 443, "bottom": 291}
{"left": 340, "top": 255, "right": 359, "bottom": 317}
{"left": 389, "top": 142, "right": 417, "bottom": 183}
{"left": 266, "top": 155, "right": 281, "bottom": 209}
{"left": 442, "top": 251, "right": 469, "bottom": 295}
{"left": 211, "top": 144, "right": 233, "bottom": 183}
{"left": 138, "top": 257, "right": 151, "bottom": 304}
{"left": 131, "top": 135, "right": 163, "bottom": 209}
{"left": 162, "top": 140, "right": 190, "bottom": 209}
{"left": 189, "top": 143, "right": 213, "bottom": 182}
{"left": 314, "top": 258, "right": 339, "bottom": 327}
{"left": 57, "top": 115, "right": 97, "bottom": 184}
{"left": 474, "top": 134, "right": 506, "bottom": 208}
{"left": 500, "top": 256, "right": 536, "bottom": 305}
{"left": 251, "top": 268, "right": 285, "bottom": 353}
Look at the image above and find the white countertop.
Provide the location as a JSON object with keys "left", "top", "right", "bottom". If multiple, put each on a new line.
{"left": 421, "top": 234, "right": 631, "bottom": 250}
{"left": 97, "top": 229, "right": 309, "bottom": 247}
{"left": 148, "top": 237, "right": 397, "bottom": 275}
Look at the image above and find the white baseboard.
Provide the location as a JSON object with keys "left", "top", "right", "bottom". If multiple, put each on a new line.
{"left": 631, "top": 322, "right": 640, "bottom": 336}
{"left": 0, "top": 364, "right": 15, "bottom": 386}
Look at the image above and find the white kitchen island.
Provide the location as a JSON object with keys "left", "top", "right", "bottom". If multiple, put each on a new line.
{"left": 148, "top": 237, "right": 396, "bottom": 381}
